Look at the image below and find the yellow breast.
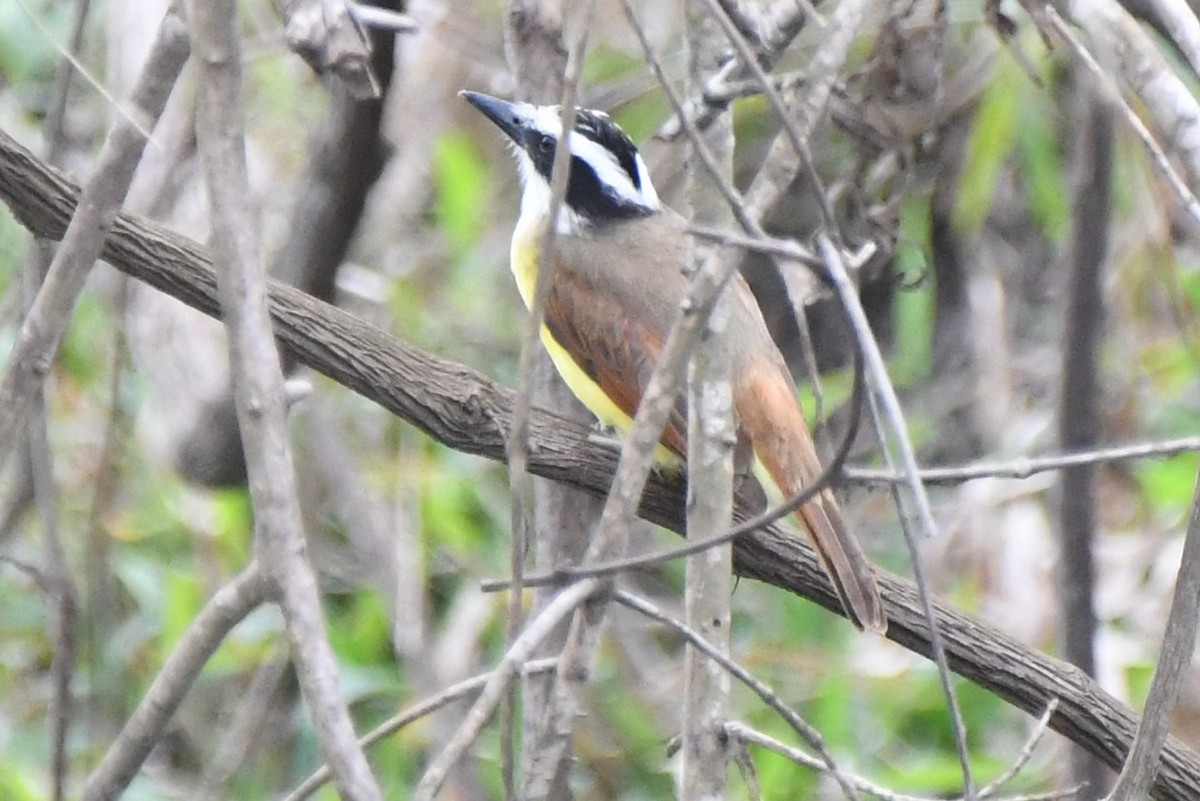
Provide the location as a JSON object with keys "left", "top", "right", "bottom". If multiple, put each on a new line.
{"left": 510, "top": 219, "right": 679, "bottom": 466}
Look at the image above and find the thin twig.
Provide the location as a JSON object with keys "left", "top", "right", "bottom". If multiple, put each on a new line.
{"left": 284, "top": 659, "right": 558, "bottom": 801}
{"left": 415, "top": 579, "right": 599, "bottom": 800}
{"left": 12, "top": 0, "right": 153, "bottom": 141}
{"left": 81, "top": 564, "right": 268, "bottom": 800}
{"left": 723, "top": 720, "right": 1078, "bottom": 801}
{"left": 1044, "top": 6, "right": 1200, "bottom": 231}
{"left": 188, "top": 1, "right": 382, "bottom": 798}
{"left": 40, "top": 0, "right": 92, "bottom": 163}
{"left": 978, "top": 699, "right": 1060, "bottom": 798}
{"left": 819, "top": 234, "right": 975, "bottom": 800}
{"left": 688, "top": 222, "right": 821, "bottom": 263}
{"left": 614, "top": 590, "right": 861, "bottom": 801}
{"left": 0, "top": 3, "right": 189, "bottom": 468}
{"left": 195, "top": 654, "right": 290, "bottom": 801}
{"left": 845, "top": 435, "right": 1200, "bottom": 486}
{"left": 503, "top": 4, "right": 596, "bottom": 795}
{"left": 1108, "top": 471, "right": 1200, "bottom": 799}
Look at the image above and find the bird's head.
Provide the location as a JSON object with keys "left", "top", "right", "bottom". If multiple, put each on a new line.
{"left": 461, "top": 90, "right": 661, "bottom": 230}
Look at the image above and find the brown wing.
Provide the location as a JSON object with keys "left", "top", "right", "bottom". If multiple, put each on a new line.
{"left": 543, "top": 265, "right": 688, "bottom": 458}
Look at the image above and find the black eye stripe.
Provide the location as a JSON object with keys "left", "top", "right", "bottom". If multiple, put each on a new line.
{"left": 574, "top": 110, "right": 642, "bottom": 189}
{"left": 521, "top": 110, "right": 654, "bottom": 222}
{"left": 566, "top": 156, "right": 653, "bottom": 221}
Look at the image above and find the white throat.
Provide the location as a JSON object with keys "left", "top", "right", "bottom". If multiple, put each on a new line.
{"left": 515, "top": 150, "right": 587, "bottom": 236}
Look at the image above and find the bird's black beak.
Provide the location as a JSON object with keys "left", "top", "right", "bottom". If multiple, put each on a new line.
{"left": 460, "top": 90, "right": 527, "bottom": 146}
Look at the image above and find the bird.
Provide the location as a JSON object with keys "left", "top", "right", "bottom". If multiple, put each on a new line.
{"left": 461, "top": 90, "right": 886, "bottom": 633}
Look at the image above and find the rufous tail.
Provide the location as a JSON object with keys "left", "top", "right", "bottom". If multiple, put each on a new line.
{"left": 741, "top": 368, "right": 887, "bottom": 633}
{"left": 796, "top": 491, "right": 887, "bottom": 633}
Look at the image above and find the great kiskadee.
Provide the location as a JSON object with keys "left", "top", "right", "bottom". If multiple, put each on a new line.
{"left": 462, "top": 90, "right": 886, "bottom": 633}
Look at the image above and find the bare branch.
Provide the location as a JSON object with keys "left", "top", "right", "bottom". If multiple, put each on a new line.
{"left": 26, "top": 382, "right": 73, "bottom": 801}
{"left": 819, "top": 234, "right": 975, "bottom": 799}
{"left": 500, "top": 4, "right": 603, "bottom": 797}
{"left": 286, "top": 660, "right": 559, "bottom": 801}
{"left": 702, "top": 0, "right": 836, "bottom": 230}
{"left": 81, "top": 564, "right": 268, "bottom": 801}
{"left": 615, "top": 590, "right": 860, "bottom": 800}
{"left": 8, "top": 132, "right": 1200, "bottom": 800}
{"left": 1137, "top": 0, "right": 1200, "bottom": 78}
{"left": 1108, "top": 471, "right": 1200, "bottom": 798}
{"left": 846, "top": 435, "right": 1200, "bottom": 485}
{"left": 0, "top": 4, "right": 189, "bottom": 469}
{"left": 659, "top": 0, "right": 815, "bottom": 138}
{"left": 187, "top": 2, "right": 381, "bottom": 798}
{"left": 741, "top": 0, "right": 868, "bottom": 222}
{"left": 275, "top": 0, "right": 382, "bottom": 98}
{"left": 195, "top": 655, "right": 290, "bottom": 801}
{"left": 979, "top": 699, "right": 1061, "bottom": 798}
{"left": 1046, "top": 3, "right": 1200, "bottom": 231}
{"left": 504, "top": 4, "right": 596, "bottom": 795}
{"left": 679, "top": 3, "right": 737, "bottom": 795}
{"left": 1057, "top": 83, "right": 1112, "bottom": 795}
{"left": 415, "top": 579, "right": 599, "bottom": 801}
{"left": 723, "top": 713, "right": 1077, "bottom": 801}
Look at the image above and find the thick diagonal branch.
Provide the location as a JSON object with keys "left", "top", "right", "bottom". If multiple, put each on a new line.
{"left": 2, "top": 128, "right": 1200, "bottom": 801}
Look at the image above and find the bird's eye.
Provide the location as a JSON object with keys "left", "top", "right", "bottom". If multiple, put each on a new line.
{"left": 537, "top": 135, "right": 553, "bottom": 153}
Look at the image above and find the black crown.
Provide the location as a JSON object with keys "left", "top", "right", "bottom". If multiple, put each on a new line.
{"left": 574, "top": 110, "right": 642, "bottom": 190}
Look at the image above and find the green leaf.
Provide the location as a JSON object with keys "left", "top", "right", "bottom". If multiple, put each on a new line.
{"left": 0, "top": 762, "right": 39, "bottom": 801}
{"left": 0, "top": 1, "right": 66, "bottom": 84}
{"left": 1135, "top": 453, "right": 1199, "bottom": 517}
{"left": 211, "top": 488, "right": 252, "bottom": 568}
{"left": 162, "top": 569, "right": 202, "bottom": 652}
{"left": 796, "top": 367, "right": 853, "bottom": 426}
{"left": 1015, "top": 92, "right": 1070, "bottom": 241}
{"left": 434, "top": 132, "right": 487, "bottom": 253}
{"left": 893, "top": 194, "right": 934, "bottom": 382}
{"left": 955, "top": 57, "right": 1022, "bottom": 235}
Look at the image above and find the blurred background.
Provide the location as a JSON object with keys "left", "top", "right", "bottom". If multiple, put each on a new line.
{"left": 2, "top": 0, "right": 1200, "bottom": 798}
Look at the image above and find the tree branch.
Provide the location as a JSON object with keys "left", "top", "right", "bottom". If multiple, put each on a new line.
{"left": 81, "top": 564, "right": 268, "bottom": 801}
{"left": 3, "top": 126, "right": 1200, "bottom": 801}
{"left": 187, "top": 3, "right": 382, "bottom": 798}
{"left": 0, "top": 4, "right": 189, "bottom": 472}
{"left": 1108, "top": 469, "right": 1200, "bottom": 798}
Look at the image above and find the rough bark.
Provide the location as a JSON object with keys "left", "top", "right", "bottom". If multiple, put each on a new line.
{"left": 4, "top": 128, "right": 1200, "bottom": 801}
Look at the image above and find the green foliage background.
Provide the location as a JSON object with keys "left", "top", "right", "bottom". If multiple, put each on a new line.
{"left": 2, "top": 3, "right": 1200, "bottom": 799}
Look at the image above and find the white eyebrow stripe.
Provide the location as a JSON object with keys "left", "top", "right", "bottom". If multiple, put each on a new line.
{"left": 633, "top": 152, "right": 659, "bottom": 207}
{"left": 524, "top": 104, "right": 661, "bottom": 212}
{"left": 529, "top": 104, "right": 565, "bottom": 134}
{"left": 570, "top": 134, "right": 644, "bottom": 205}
